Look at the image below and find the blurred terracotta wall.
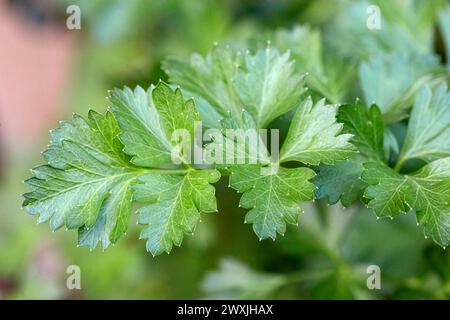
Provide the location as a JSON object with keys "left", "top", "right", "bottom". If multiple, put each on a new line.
{"left": 0, "top": 1, "right": 76, "bottom": 158}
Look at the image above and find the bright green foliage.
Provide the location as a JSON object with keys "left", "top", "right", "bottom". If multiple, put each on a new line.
{"left": 359, "top": 52, "right": 441, "bottom": 123}
{"left": 163, "top": 46, "right": 306, "bottom": 128}
{"left": 325, "top": 0, "right": 444, "bottom": 60}
{"left": 214, "top": 110, "right": 316, "bottom": 240}
{"left": 279, "top": 97, "right": 354, "bottom": 164}
{"left": 314, "top": 102, "right": 384, "bottom": 206}
{"left": 384, "top": 127, "right": 400, "bottom": 161}
{"left": 363, "top": 162, "right": 411, "bottom": 218}
{"left": 134, "top": 170, "right": 220, "bottom": 256}
{"left": 23, "top": 82, "right": 220, "bottom": 255}
{"left": 163, "top": 46, "right": 242, "bottom": 127}
{"left": 110, "top": 82, "right": 220, "bottom": 255}
{"left": 109, "top": 82, "right": 200, "bottom": 166}
{"left": 358, "top": 82, "right": 450, "bottom": 248}
{"left": 234, "top": 47, "right": 305, "bottom": 128}
{"left": 165, "top": 45, "right": 355, "bottom": 241}
{"left": 398, "top": 82, "right": 450, "bottom": 165}
{"left": 214, "top": 110, "right": 271, "bottom": 166}
{"left": 271, "top": 25, "right": 355, "bottom": 103}
{"left": 337, "top": 102, "right": 385, "bottom": 162}
{"left": 314, "top": 155, "right": 366, "bottom": 207}
{"left": 22, "top": 13, "right": 450, "bottom": 254}
{"left": 23, "top": 111, "right": 142, "bottom": 249}
{"left": 225, "top": 96, "right": 353, "bottom": 239}
{"left": 363, "top": 159, "right": 450, "bottom": 247}
{"left": 230, "top": 165, "right": 315, "bottom": 240}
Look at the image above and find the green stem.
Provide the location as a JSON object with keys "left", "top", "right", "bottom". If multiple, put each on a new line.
{"left": 144, "top": 168, "right": 190, "bottom": 175}
{"left": 316, "top": 199, "right": 329, "bottom": 227}
{"left": 394, "top": 157, "right": 406, "bottom": 172}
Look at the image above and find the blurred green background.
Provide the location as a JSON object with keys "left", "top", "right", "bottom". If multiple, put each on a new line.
{"left": 0, "top": 0, "right": 449, "bottom": 299}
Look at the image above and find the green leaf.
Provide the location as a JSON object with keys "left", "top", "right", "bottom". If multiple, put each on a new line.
{"left": 270, "top": 25, "right": 356, "bottom": 103}
{"left": 205, "top": 109, "right": 314, "bottom": 241}
{"left": 78, "top": 183, "right": 134, "bottom": 249}
{"left": 314, "top": 155, "right": 366, "bottom": 207}
{"left": 408, "top": 160, "right": 450, "bottom": 248}
{"left": 314, "top": 102, "right": 385, "bottom": 206}
{"left": 384, "top": 127, "right": 400, "bottom": 161}
{"left": 337, "top": 102, "right": 384, "bottom": 161}
{"left": 109, "top": 81, "right": 200, "bottom": 167}
{"left": 280, "top": 97, "right": 354, "bottom": 165}
{"left": 110, "top": 82, "right": 221, "bottom": 254}
{"left": 272, "top": 26, "right": 322, "bottom": 80}
{"left": 397, "top": 82, "right": 450, "bottom": 166}
{"left": 23, "top": 111, "right": 142, "bottom": 249}
{"left": 222, "top": 95, "right": 353, "bottom": 238}
{"left": 325, "top": 1, "right": 443, "bottom": 60}
{"left": 363, "top": 159, "right": 450, "bottom": 247}
{"left": 213, "top": 110, "right": 271, "bottom": 167}
{"left": 234, "top": 46, "right": 305, "bottom": 128}
{"left": 230, "top": 164, "right": 316, "bottom": 240}
{"left": 151, "top": 81, "right": 200, "bottom": 141}
{"left": 163, "top": 46, "right": 242, "bottom": 127}
{"left": 24, "top": 82, "right": 221, "bottom": 255}
{"left": 134, "top": 169, "right": 220, "bottom": 256}
{"left": 359, "top": 52, "right": 441, "bottom": 123}
{"left": 362, "top": 162, "right": 411, "bottom": 218}
{"left": 163, "top": 46, "right": 306, "bottom": 128}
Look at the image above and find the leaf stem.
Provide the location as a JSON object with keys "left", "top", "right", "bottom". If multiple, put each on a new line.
{"left": 394, "top": 157, "right": 406, "bottom": 172}
{"left": 144, "top": 168, "right": 190, "bottom": 175}
{"left": 316, "top": 199, "right": 329, "bottom": 227}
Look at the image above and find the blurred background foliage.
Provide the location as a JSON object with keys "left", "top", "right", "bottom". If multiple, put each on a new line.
{"left": 0, "top": 0, "right": 449, "bottom": 299}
